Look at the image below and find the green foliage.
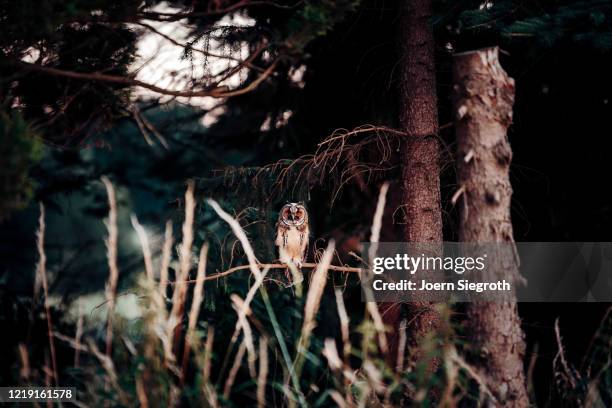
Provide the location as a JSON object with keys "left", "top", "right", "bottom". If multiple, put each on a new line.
{"left": 285, "top": 0, "right": 362, "bottom": 52}
{"left": 437, "top": 0, "right": 612, "bottom": 50}
{"left": 501, "top": 1, "right": 612, "bottom": 49}
{"left": 0, "top": 110, "right": 42, "bottom": 220}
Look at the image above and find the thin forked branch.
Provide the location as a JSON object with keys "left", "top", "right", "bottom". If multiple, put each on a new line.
{"left": 169, "top": 262, "right": 361, "bottom": 285}
{"left": 18, "top": 58, "right": 278, "bottom": 99}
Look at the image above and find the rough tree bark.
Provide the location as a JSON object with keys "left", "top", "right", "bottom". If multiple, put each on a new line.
{"left": 398, "top": 0, "right": 443, "bottom": 360}
{"left": 453, "top": 47, "right": 529, "bottom": 407}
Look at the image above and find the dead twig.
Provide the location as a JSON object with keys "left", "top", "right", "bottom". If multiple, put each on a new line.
{"left": 167, "top": 262, "right": 361, "bottom": 285}
{"left": 18, "top": 58, "right": 278, "bottom": 99}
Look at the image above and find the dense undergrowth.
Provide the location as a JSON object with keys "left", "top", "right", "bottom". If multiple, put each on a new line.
{"left": 3, "top": 181, "right": 612, "bottom": 408}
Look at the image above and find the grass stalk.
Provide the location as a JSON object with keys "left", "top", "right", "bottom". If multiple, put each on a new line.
{"left": 168, "top": 180, "right": 196, "bottom": 361}
{"left": 202, "top": 326, "right": 219, "bottom": 407}
{"left": 230, "top": 294, "right": 258, "bottom": 377}
{"left": 159, "top": 220, "right": 173, "bottom": 298}
{"left": 257, "top": 337, "right": 269, "bottom": 408}
{"left": 294, "top": 241, "right": 334, "bottom": 377}
{"left": 364, "top": 182, "right": 390, "bottom": 355}
{"left": 334, "top": 288, "right": 351, "bottom": 364}
{"left": 36, "top": 203, "right": 58, "bottom": 385}
{"left": 181, "top": 244, "right": 208, "bottom": 381}
{"left": 18, "top": 343, "right": 31, "bottom": 382}
{"left": 223, "top": 341, "right": 247, "bottom": 399}
{"left": 74, "top": 315, "right": 83, "bottom": 368}
{"left": 101, "top": 177, "right": 119, "bottom": 357}
{"left": 131, "top": 214, "right": 154, "bottom": 279}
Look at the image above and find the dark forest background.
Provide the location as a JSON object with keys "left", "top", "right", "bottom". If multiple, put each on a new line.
{"left": 2, "top": 0, "right": 612, "bottom": 406}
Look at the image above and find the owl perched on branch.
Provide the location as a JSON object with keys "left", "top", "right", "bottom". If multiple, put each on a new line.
{"left": 275, "top": 203, "right": 309, "bottom": 268}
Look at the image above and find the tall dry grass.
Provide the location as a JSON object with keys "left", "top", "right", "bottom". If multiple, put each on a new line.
{"left": 168, "top": 180, "right": 196, "bottom": 362}
{"left": 159, "top": 220, "right": 174, "bottom": 298}
{"left": 181, "top": 243, "right": 208, "bottom": 380}
{"left": 131, "top": 214, "right": 154, "bottom": 280}
{"left": 23, "top": 180, "right": 601, "bottom": 408}
{"left": 31, "top": 181, "right": 416, "bottom": 406}
{"left": 294, "top": 241, "right": 335, "bottom": 377}
{"left": 257, "top": 336, "right": 269, "bottom": 408}
{"left": 101, "top": 176, "right": 119, "bottom": 357}
{"left": 365, "top": 182, "right": 390, "bottom": 355}
{"left": 35, "top": 203, "right": 58, "bottom": 385}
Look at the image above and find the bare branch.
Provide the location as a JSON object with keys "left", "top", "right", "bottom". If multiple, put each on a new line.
{"left": 168, "top": 262, "right": 361, "bottom": 285}
{"left": 18, "top": 59, "right": 277, "bottom": 99}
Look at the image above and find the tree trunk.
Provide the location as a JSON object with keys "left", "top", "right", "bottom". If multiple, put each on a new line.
{"left": 453, "top": 47, "right": 529, "bottom": 407}
{"left": 398, "top": 0, "right": 443, "bottom": 360}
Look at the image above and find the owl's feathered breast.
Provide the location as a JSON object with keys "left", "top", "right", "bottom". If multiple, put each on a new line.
{"left": 276, "top": 223, "right": 309, "bottom": 260}
{"left": 275, "top": 203, "right": 309, "bottom": 265}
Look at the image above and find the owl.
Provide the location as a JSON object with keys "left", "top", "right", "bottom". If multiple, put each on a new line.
{"left": 275, "top": 203, "right": 309, "bottom": 268}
